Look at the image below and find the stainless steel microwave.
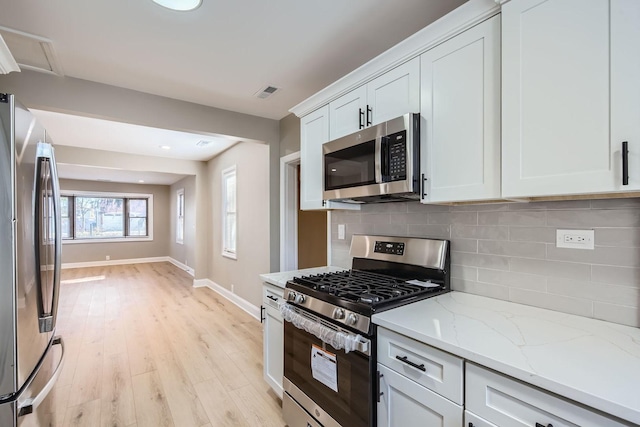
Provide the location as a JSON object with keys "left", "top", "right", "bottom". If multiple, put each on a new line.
{"left": 322, "top": 113, "right": 420, "bottom": 203}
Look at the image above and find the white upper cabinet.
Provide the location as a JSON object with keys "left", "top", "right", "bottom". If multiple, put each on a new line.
{"left": 420, "top": 14, "right": 501, "bottom": 203}
{"left": 329, "top": 58, "right": 420, "bottom": 140}
{"left": 502, "top": 0, "right": 640, "bottom": 198}
{"left": 300, "top": 106, "right": 361, "bottom": 211}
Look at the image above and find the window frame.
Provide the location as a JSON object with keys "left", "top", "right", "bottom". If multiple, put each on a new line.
{"left": 176, "top": 188, "right": 185, "bottom": 245}
{"left": 221, "top": 165, "right": 237, "bottom": 259}
{"left": 60, "top": 190, "right": 154, "bottom": 244}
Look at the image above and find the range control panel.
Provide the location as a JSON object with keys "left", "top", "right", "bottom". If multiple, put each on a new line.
{"left": 374, "top": 241, "right": 405, "bottom": 256}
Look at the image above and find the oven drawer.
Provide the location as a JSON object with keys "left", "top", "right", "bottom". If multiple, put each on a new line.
{"left": 377, "top": 327, "right": 463, "bottom": 404}
{"left": 466, "top": 363, "right": 631, "bottom": 427}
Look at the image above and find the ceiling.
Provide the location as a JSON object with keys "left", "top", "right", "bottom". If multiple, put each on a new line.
{"left": 0, "top": 0, "right": 467, "bottom": 183}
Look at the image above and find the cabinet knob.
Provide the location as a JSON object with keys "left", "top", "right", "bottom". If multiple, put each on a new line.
{"left": 535, "top": 423, "right": 553, "bottom": 427}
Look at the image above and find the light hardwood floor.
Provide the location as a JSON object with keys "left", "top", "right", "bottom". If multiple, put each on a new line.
{"left": 49, "top": 262, "right": 286, "bottom": 427}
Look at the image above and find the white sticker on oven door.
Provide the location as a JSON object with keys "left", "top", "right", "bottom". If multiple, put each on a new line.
{"left": 311, "top": 344, "right": 338, "bottom": 392}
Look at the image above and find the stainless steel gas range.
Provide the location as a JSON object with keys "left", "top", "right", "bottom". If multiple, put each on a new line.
{"left": 280, "top": 235, "right": 451, "bottom": 427}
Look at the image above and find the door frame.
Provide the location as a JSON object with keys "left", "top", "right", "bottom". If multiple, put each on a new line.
{"left": 280, "top": 152, "right": 300, "bottom": 271}
{"left": 280, "top": 151, "right": 332, "bottom": 272}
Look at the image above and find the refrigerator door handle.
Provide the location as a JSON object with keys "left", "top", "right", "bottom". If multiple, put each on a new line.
{"left": 35, "top": 142, "right": 60, "bottom": 333}
{"left": 17, "top": 336, "right": 65, "bottom": 417}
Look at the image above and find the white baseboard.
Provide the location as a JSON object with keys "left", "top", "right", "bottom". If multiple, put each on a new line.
{"left": 62, "top": 256, "right": 170, "bottom": 270}
{"left": 167, "top": 258, "right": 195, "bottom": 276}
{"left": 193, "top": 278, "right": 261, "bottom": 321}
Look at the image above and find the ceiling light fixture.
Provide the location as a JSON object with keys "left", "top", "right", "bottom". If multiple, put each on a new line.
{"left": 138, "top": 180, "right": 145, "bottom": 183}
{"left": 160, "top": 145, "right": 171, "bottom": 150}
{"left": 151, "top": 0, "right": 202, "bottom": 11}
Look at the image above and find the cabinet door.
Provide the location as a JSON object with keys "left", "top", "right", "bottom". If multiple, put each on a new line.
{"left": 377, "top": 364, "right": 463, "bottom": 427}
{"left": 262, "top": 285, "right": 284, "bottom": 398}
{"left": 329, "top": 85, "right": 367, "bottom": 140}
{"left": 611, "top": 0, "right": 640, "bottom": 189}
{"left": 420, "top": 15, "right": 501, "bottom": 203}
{"left": 367, "top": 57, "right": 420, "bottom": 126}
{"left": 502, "top": 0, "right": 614, "bottom": 197}
{"left": 300, "top": 106, "right": 360, "bottom": 210}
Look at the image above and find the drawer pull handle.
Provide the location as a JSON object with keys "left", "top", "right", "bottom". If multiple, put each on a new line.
{"left": 535, "top": 423, "right": 553, "bottom": 427}
{"left": 395, "top": 355, "right": 426, "bottom": 371}
{"left": 267, "top": 295, "right": 279, "bottom": 302}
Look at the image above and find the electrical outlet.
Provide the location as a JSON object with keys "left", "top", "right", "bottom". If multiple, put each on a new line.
{"left": 338, "top": 224, "right": 346, "bottom": 240}
{"left": 556, "top": 229, "right": 594, "bottom": 250}
{"left": 106, "top": 255, "right": 110, "bottom": 260}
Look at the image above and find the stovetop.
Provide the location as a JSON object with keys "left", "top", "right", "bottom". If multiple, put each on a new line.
{"left": 291, "top": 269, "right": 444, "bottom": 307}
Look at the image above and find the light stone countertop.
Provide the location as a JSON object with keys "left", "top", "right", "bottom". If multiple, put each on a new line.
{"left": 259, "top": 266, "right": 347, "bottom": 288}
{"left": 372, "top": 291, "right": 640, "bottom": 424}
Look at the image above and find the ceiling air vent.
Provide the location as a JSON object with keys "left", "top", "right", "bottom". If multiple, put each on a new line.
{"left": 196, "top": 140, "right": 212, "bottom": 147}
{"left": 254, "top": 85, "right": 280, "bottom": 100}
{"left": 0, "top": 27, "right": 64, "bottom": 75}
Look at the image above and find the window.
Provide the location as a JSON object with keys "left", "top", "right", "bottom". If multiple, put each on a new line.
{"left": 176, "top": 188, "right": 184, "bottom": 244}
{"left": 222, "top": 166, "right": 237, "bottom": 259}
{"left": 60, "top": 191, "right": 153, "bottom": 242}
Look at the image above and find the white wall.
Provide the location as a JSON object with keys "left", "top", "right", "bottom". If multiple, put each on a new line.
{"left": 170, "top": 176, "right": 196, "bottom": 270}
{"left": 207, "top": 142, "right": 270, "bottom": 308}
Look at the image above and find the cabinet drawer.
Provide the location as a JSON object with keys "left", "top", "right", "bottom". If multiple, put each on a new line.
{"left": 377, "top": 327, "right": 463, "bottom": 404}
{"left": 377, "top": 363, "right": 462, "bottom": 427}
{"left": 465, "top": 410, "right": 498, "bottom": 427}
{"left": 263, "top": 285, "right": 284, "bottom": 310}
{"left": 466, "top": 363, "right": 631, "bottom": 427}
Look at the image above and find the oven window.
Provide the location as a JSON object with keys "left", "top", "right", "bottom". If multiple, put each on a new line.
{"left": 325, "top": 140, "right": 376, "bottom": 190}
{"left": 284, "top": 321, "right": 371, "bottom": 427}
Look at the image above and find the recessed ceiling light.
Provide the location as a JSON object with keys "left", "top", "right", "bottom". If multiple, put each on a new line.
{"left": 138, "top": 180, "right": 145, "bottom": 183}
{"left": 151, "top": 0, "right": 202, "bottom": 11}
{"left": 160, "top": 145, "right": 171, "bottom": 150}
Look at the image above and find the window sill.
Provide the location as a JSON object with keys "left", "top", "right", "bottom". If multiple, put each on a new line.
{"left": 63, "top": 237, "right": 153, "bottom": 244}
{"left": 222, "top": 251, "right": 237, "bottom": 260}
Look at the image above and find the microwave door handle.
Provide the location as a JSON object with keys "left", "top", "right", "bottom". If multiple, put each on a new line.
{"left": 374, "top": 137, "right": 383, "bottom": 184}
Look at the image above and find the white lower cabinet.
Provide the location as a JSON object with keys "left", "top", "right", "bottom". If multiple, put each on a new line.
{"left": 262, "top": 283, "right": 284, "bottom": 398}
{"left": 377, "top": 364, "right": 463, "bottom": 427}
{"left": 376, "top": 327, "right": 463, "bottom": 426}
{"left": 465, "top": 363, "right": 631, "bottom": 427}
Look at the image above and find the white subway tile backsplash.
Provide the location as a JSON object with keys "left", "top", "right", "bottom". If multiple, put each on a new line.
{"left": 509, "top": 288, "right": 594, "bottom": 317}
{"left": 451, "top": 225, "right": 508, "bottom": 240}
{"left": 479, "top": 210, "right": 547, "bottom": 226}
{"left": 330, "top": 198, "right": 640, "bottom": 327}
{"left": 479, "top": 240, "right": 546, "bottom": 259}
{"left": 591, "top": 265, "right": 640, "bottom": 287}
{"left": 547, "top": 277, "right": 640, "bottom": 308}
{"left": 452, "top": 278, "right": 510, "bottom": 301}
{"left": 593, "top": 302, "right": 640, "bottom": 327}
{"left": 509, "top": 258, "right": 591, "bottom": 281}
{"left": 509, "top": 226, "right": 557, "bottom": 243}
{"left": 546, "top": 245, "right": 640, "bottom": 267}
{"left": 477, "top": 269, "right": 547, "bottom": 292}
{"left": 450, "top": 238, "right": 478, "bottom": 253}
{"left": 452, "top": 252, "right": 510, "bottom": 270}
{"left": 594, "top": 228, "right": 640, "bottom": 247}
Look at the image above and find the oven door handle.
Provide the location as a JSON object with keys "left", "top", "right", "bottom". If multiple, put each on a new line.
{"left": 280, "top": 303, "right": 370, "bottom": 355}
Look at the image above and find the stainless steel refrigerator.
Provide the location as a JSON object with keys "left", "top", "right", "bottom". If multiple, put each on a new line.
{"left": 0, "top": 93, "right": 65, "bottom": 427}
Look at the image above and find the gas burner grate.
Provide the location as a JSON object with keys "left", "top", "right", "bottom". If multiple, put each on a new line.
{"left": 292, "top": 270, "right": 443, "bottom": 306}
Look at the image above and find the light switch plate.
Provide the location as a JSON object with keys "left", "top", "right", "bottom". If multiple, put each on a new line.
{"left": 556, "top": 229, "right": 594, "bottom": 250}
{"left": 338, "top": 224, "right": 345, "bottom": 240}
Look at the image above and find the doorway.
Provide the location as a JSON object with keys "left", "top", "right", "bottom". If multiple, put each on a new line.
{"left": 280, "top": 152, "right": 328, "bottom": 271}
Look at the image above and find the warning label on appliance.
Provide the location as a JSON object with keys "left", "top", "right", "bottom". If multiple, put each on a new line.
{"left": 311, "top": 344, "right": 338, "bottom": 392}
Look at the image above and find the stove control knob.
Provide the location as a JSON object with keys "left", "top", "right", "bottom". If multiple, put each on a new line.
{"left": 334, "top": 308, "right": 345, "bottom": 320}
{"left": 294, "top": 294, "right": 306, "bottom": 305}
{"left": 347, "top": 313, "right": 359, "bottom": 326}
{"left": 287, "top": 292, "right": 296, "bottom": 301}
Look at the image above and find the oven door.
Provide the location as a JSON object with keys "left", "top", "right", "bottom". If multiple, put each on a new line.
{"left": 283, "top": 305, "right": 372, "bottom": 427}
